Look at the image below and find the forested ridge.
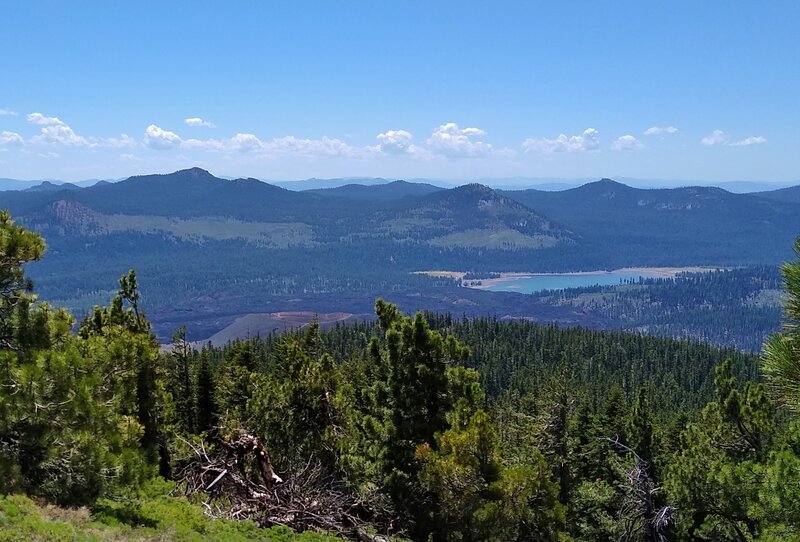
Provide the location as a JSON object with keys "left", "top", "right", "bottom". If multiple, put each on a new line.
{"left": 2, "top": 210, "right": 800, "bottom": 541}
{"left": 521, "top": 266, "right": 783, "bottom": 352}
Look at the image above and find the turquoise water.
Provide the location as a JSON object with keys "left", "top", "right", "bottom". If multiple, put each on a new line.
{"left": 480, "top": 271, "right": 667, "bottom": 294}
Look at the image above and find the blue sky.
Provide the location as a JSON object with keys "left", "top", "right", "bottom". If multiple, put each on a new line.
{"left": 1, "top": 1, "right": 798, "bottom": 182}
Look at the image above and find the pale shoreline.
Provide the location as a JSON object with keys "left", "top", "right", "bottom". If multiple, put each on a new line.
{"left": 416, "top": 266, "right": 724, "bottom": 289}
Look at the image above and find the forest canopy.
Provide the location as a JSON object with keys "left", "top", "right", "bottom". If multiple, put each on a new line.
{"left": 1, "top": 209, "right": 800, "bottom": 541}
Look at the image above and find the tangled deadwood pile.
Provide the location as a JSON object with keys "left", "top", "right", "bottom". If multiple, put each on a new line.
{"left": 174, "top": 432, "right": 391, "bottom": 541}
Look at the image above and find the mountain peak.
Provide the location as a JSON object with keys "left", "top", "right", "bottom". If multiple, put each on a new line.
{"left": 24, "top": 180, "right": 80, "bottom": 192}
{"left": 572, "top": 178, "right": 635, "bottom": 196}
{"left": 174, "top": 167, "right": 214, "bottom": 178}
{"left": 121, "top": 167, "right": 221, "bottom": 186}
{"left": 454, "top": 183, "right": 495, "bottom": 195}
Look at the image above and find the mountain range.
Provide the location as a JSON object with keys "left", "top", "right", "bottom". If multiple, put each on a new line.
{"left": 1, "top": 167, "right": 799, "bottom": 340}
{"left": 3, "top": 174, "right": 798, "bottom": 193}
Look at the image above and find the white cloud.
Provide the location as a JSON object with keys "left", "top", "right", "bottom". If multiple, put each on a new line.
{"left": 27, "top": 112, "right": 62, "bottom": 126}
{"left": 181, "top": 132, "right": 363, "bottom": 158}
{"left": 426, "top": 122, "right": 493, "bottom": 157}
{"left": 27, "top": 112, "right": 88, "bottom": 146}
{"left": 26, "top": 112, "right": 136, "bottom": 148}
{"left": 461, "top": 127, "right": 487, "bottom": 137}
{"left": 185, "top": 117, "right": 215, "bottom": 128}
{"left": 263, "top": 135, "right": 359, "bottom": 157}
{"left": 0, "top": 108, "right": 17, "bottom": 116}
{"left": 231, "top": 133, "right": 264, "bottom": 153}
{"left": 376, "top": 129, "right": 414, "bottom": 154}
{"left": 644, "top": 126, "right": 678, "bottom": 136}
{"left": 522, "top": 128, "right": 600, "bottom": 154}
{"left": 611, "top": 134, "right": 645, "bottom": 151}
{"left": 144, "top": 124, "right": 182, "bottom": 150}
{"left": 731, "top": 135, "right": 767, "bottom": 146}
{"left": 701, "top": 130, "right": 766, "bottom": 147}
{"left": 182, "top": 133, "right": 264, "bottom": 153}
{"left": 701, "top": 129, "right": 729, "bottom": 146}
{"left": 0, "top": 131, "right": 24, "bottom": 147}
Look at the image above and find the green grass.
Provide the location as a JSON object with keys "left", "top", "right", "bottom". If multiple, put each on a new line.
{"left": 99, "top": 215, "right": 315, "bottom": 248}
{"left": 428, "top": 228, "right": 562, "bottom": 250}
{"left": 0, "top": 481, "right": 341, "bottom": 542}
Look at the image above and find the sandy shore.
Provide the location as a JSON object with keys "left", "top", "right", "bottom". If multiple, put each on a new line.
{"left": 416, "top": 267, "right": 724, "bottom": 289}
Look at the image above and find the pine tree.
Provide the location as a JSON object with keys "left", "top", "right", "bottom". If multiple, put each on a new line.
{"left": 169, "top": 326, "right": 195, "bottom": 434}
{"left": 763, "top": 237, "right": 800, "bottom": 412}
{"left": 195, "top": 345, "right": 217, "bottom": 433}
{"left": 628, "top": 388, "right": 654, "bottom": 468}
{"left": 665, "top": 360, "right": 775, "bottom": 540}
{"left": 217, "top": 341, "right": 258, "bottom": 424}
{"left": 0, "top": 218, "right": 154, "bottom": 504}
{"left": 78, "top": 270, "right": 170, "bottom": 476}
{"left": 248, "top": 323, "right": 343, "bottom": 472}
{"left": 0, "top": 210, "right": 46, "bottom": 349}
{"left": 370, "top": 299, "right": 472, "bottom": 539}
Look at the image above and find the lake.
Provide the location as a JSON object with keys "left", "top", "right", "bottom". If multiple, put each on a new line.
{"left": 476, "top": 270, "right": 676, "bottom": 294}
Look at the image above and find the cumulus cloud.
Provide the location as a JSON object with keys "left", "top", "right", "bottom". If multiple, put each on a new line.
{"left": 373, "top": 129, "right": 431, "bottom": 158}
{"left": 701, "top": 130, "right": 766, "bottom": 147}
{"left": 27, "top": 112, "right": 89, "bottom": 146}
{"left": 27, "top": 113, "right": 62, "bottom": 126}
{"left": 522, "top": 128, "right": 600, "bottom": 154}
{"left": 426, "top": 122, "right": 493, "bottom": 157}
{"left": 185, "top": 117, "right": 215, "bottom": 128}
{"left": 644, "top": 126, "right": 678, "bottom": 136}
{"left": 0, "top": 131, "right": 24, "bottom": 147}
{"left": 232, "top": 133, "right": 266, "bottom": 153}
{"left": 376, "top": 129, "right": 414, "bottom": 154}
{"left": 611, "top": 135, "right": 645, "bottom": 151}
{"left": 144, "top": 124, "right": 182, "bottom": 150}
{"left": 0, "top": 108, "right": 17, "bottom": 116}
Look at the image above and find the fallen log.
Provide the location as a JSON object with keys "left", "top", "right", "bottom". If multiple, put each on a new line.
{"left": 174, "top": 431, "right": 392, "bottom": 541}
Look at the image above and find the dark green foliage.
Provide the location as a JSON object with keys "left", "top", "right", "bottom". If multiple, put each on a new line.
{"left": 371, "top": 315, "right": 758, "bottom": 414}
{"left": 4, "top": 207, "right": 800, "bottom": 540}
{"left": 248, "top": 320, "right": 344, "bottom": 472}
{"left": 195, "top": 346, "right": 218, "bottom": 433}
{"left": 190, "top": 306, "right": 799, "bottom": 540}
{"left": 417, "top": 410, "right": 565, "bottom": 542}
{"left": 664, "top": 360, "right": 782, "bottom": 540}
{"left": 0, "top": 222, "right": 157, "bottom": 505}
{"left": 0, "top": 209, "right": 45, "bottom": 349}
{"left": 217, "top": 341, "right": 259, "bottom": 425}
{"left": 169, "top": 326, "right": 195, "bottom": 435}
{"left": 369, "top": 299, "right": 475, "bottom": 537}
{"left": 628, "top": 388, "right": 655, "bottom": 467}
{"left": 763, "top": 238, "right": 800, "bottom": 411}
